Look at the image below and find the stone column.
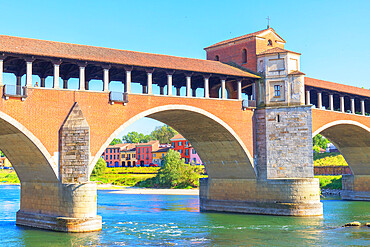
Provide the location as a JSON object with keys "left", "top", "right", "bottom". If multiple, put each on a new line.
{"left": 176, "top": 87, "right": 181, "bottom": 96}
{"left": 79, "top": 65, "right": 86, "bottom": 90}
{"left": 204, "top": 76, "right": 210, "bottom": 98}
{"left": 340, "top": 96, "right": 345, "bottom": 112}
{"left": 53, "top": 64, "right": 60, "bottom": 89}
{"left": 306, "top": 90, "right": 310, "bottom": 105}
{"left": 125, "top": 70, "right": 132, "bottom": 93}
{"left": 40, "top": 77, "right": 46, "bottom": 88}
{"left": 351, "top": 98, "right": 355, "bottom": 114}
{"left": 361, "top": 100, "right": 365, "bottom": 115}
{"left": 16, "top": 76, "right": 22, "bottom": 95}
{"left": 237, "top": 80, "right": 242, "bottom": 100}
{"left": 221, "top": 78, "right": 226, "bottom": 99}
{"left": 329, "top": 94, "right": 334, "bottom": 111}
{"left": 252, "top": 82, "right": 255, "bottom": 100}
{"left": 26, "top": 59, "right": 33, "bottom": 87}
{"left": 167, "top": 73, "right": 173, "bottom": 96}
{"left": 63, "top": 79, "right": 68, "bottom": 89}
{"left": 186, "top": 76, "right": 191, "bottom": 97}
{"left": 0, "top": 59, "right": 3, "bottom": 86}
{"left": 317, "top": 92, "right": 322, "bottom": 109}
{"left": 103, "top": 66, "right": 110, "bottom": 92}
{"left": 147, "top": 71, "right": 153, "bottom": 95}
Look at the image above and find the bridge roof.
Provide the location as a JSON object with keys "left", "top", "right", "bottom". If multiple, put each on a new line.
{"left": 0, "top": 35, "right": 259, "bottom": 79}
{"left": 305, "top": 77, "right": 370, "bottom": 98}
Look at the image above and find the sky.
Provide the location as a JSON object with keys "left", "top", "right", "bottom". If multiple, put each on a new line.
{"left": 0, "top": 0, "right": 369, "bottom": 137}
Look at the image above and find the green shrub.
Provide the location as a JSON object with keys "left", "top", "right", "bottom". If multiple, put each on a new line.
{"left": 315, "top": 175, "right": 342, "bottom": 189}
{"left": 91, "top": 158, "right": 107, "bottom": 176}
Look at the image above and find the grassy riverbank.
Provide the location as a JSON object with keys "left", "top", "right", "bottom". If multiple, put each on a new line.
{"left": 313, "top": 152, "right": 348, "bottom": 166}
{"left": 0, "top": 168, "right": 343, "bottom": 191}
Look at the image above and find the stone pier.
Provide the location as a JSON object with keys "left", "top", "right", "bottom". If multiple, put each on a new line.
{"left": 341, "top": 175, "right": 370, "bottom": 201}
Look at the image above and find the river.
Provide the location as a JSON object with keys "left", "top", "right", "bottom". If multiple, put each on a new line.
{"left": 0, "top": 185, "right": 368, "bottom": 246}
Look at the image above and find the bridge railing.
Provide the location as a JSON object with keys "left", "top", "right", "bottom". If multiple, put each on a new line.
{"left": 242, "top": 99, "right": 256, "bottom": 110}
{"left": 109, "top": 91, "right": 128, "bottom": 105}
{"left": 3, "top": 85, "right": 27, "bottom": 100}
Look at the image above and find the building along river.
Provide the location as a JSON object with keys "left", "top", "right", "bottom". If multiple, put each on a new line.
{"left": 0, "top": 185, "right": 368, "bottom": 246}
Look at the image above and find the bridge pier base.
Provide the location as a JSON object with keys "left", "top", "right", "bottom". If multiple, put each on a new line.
{"left": 199, "top": 178, "right": 323, "bottom": 216}
{"left": 341, "top": 175, "right": 370, "bottom": 201}
{"left": 16, "top": 181, "right": 102, "bottom": 232}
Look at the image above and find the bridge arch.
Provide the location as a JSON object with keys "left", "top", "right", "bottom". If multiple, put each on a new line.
{"left": 313, "top": 120, "right": 370, "bottom": 176}
{"left": 0, "top": 111, "right": 58, "bottom": 182}
{"left": 91, "top": 105, "right": 256, "bottom": 179}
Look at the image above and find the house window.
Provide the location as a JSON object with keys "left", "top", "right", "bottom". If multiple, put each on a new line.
{"left": 185, "top": 158, "right": 189, "bottom": 163}
{"left": 185, "top": 149, "right": 189, "bottom": 156}
{"left": 127, "top": 154, "right": 131, "bottom": 159}
{"left": 185, "top": 141, "right": 188, "bottom": 147}
{"left": 138, "top": 149, "right": 140, "bottom": 153}
{"left": 179, "top": 150, "right": 182, "bottom": 154}
{"left": 132, "top": 154, "right": 135, "bottom": 158}
{"left": 274, "top": 85, "right": 281, "bottom": 97}
{"left": 179, "top": 142, "right": 182, "bottom": 146}
{"left": 122, "top": 154, "right": 125, "bottom": 158}
{"left": 146, "top": 155, "right": 149, "bottom": 160}
{"left": 242, "top": 49, "right": 247, "bottom": 63}
{"left": 146, "top": 148, "right": 149, "bottom": 153}
{"left": 268, "top": 39, "right": 273, "bottom": 46}
{"left": 192, "top": 149, "right": 196, "bottom": 154}
{"left": 193, "top": 158, "right": 196, "bottom": 163}
{"left": 138, "top": 155, "right": 141, "bottom": 160}
{"left": 153, "top": 154, "right": 156, "bottom": 157}
{"left": 162, "top": 153, "right": 165, "bottom": 157}
{"left": 171, "top": 142, "right": 175, "bottom": 148}
{"left": 215, "top": 55, "right": 219, "bottom": 61}
{"left": 110, "top": 155, "right": 112, "bottom": 159}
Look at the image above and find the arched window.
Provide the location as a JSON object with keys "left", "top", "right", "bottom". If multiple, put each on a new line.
{"left": 242, "top": 49, "right": 247, "bottom": 63}
{"left": 268, "top": 39, "right": 273, "bottom": 46}
{"left": 215, "top": 55, "right": 219, "bottom": 61}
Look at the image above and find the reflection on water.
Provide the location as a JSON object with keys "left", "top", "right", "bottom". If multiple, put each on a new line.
{"left": 0, "top": 185, "right": 368, "bottom": 246}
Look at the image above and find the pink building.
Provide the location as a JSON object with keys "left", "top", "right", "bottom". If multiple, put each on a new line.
{"left": 170, "top": 134, "right": 202, "bottom": 165}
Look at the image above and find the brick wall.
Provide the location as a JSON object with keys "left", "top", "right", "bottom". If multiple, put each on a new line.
{"left": 314, "top": 166, "right": 352, "bottom": 175}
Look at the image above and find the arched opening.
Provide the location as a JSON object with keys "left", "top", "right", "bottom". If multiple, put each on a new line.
{"left": 0, "top": 111, "right": 58, "bottom": 183}
{"left": 91, "top": 105, "right": 255, "bottom": 180}
{"left": 267, "top": 39, "right": 273, "bottom": 46}
{"left": 313, "top": 121, "right": 370, "bottom": 176}
{"left": 242, "top": 49, "right": 247, "bottom": 63}
{"left": 215, "top": 55, "right": 219, "bottom": 61}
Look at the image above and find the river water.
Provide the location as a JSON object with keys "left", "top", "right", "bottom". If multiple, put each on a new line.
{"left": 0, "top": 185, "right": 368, "bottom": 246}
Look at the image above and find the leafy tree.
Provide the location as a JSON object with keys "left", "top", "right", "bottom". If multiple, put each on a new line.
{"left": 313, "top": 134, "right": 330, "bottom": 150}
{"left": 150, "top": 125, "right": 178, "bottom": 144}
{"left": 91, "top": 158, "right": 107, "bottom": 176}
{"left": 153, "top": 149, "right": 202, "bottom": 188}
{"left": 122, "top": 131, "right": 152, "bottom": 143}
{"left": 110, "top": 138, "right": 123, "bottom": 145}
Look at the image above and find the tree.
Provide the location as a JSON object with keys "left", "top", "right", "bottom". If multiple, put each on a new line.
{"left": 150, "top": 125, "right": 178, "bottom": 144}
{"left": 110, "top": 138, "right": 123, "bottom": 145}
{"left": 154, "top": 149, "right": 202, "bottom": 188}
{"left": 122, "top": 131, "right": 152, "bottom": 143}
{"left": 91, "top": 158, "right": 107, "bottom": 176}
{"left": 313, "top": 134, "right": 330, "bottom": 150}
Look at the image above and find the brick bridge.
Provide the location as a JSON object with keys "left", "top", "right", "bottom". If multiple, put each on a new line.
{"left": 0, "top": 29, "right": 368, "bottom": 232}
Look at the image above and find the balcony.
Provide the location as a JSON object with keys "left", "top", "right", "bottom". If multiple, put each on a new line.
{"left": 242, "top": 99, "right": 256, "bottom": 110}
{"left": 3, "top": 85, "right": 27, "bottom": 100}
{"left": 109, "top": 92, "right": 128, "bottom": 105}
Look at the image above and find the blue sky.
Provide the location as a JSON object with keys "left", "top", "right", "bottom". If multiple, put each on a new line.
{"left": 0, "top": 0, "right": 369, "bottom": 136}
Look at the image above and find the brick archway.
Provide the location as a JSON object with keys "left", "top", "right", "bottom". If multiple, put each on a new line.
{"left": 0, "top": 111, "right": 58, "bottom": 182}
{"left": 312, "top": 120, "right": 370, "bottom": 176}
{"left": 90, "top": 105, "right": 256, "bottom": 179}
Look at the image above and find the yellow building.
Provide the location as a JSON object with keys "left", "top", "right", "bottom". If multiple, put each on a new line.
{"left": 0, "top": 157, "right": 12, "bottom": 168}
{"left": 152, "top": 147, "right": 170, "bottom": 166}
{"left": 120, "top": 144, "right": 137, "bottom": 167}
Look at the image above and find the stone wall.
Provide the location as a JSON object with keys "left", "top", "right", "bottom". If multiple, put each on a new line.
{"left": 342, "top": 175, "right": 370, "bottom": 201}
{"left": 199, "top": 178, "right": 322, "bottom": 216}
{"left": 59, "top": 103, "right": 90, "bottom": 183}
{"left": 255, "top": 105, "right": 313, "bottom": 179}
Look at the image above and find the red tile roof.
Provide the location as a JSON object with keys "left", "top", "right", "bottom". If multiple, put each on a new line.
{"left": 204, "top": 28, "right": 286, "bottom": 50}
{"left": 136, "top": 140, "right": 159, "bottom": 146}
{"left": 170, "top": 134, "right": 185, "bottom": 141}
{"left": 0, "top": 35, "right": 259, "bottom": 79}
{"left": 258, "top": 47, "right": 301, "bottom": 56}
{"left": 289, "top": 71, "right": 305, "bottom": 75}
{"left": 304, "top": 77, "right": 370, "bottom": 98}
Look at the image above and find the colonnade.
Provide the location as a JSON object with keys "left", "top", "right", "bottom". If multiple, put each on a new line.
{"left": 0, "top": 56, "right": 248, "bottom": 101}
{"left": 305, "top": 89, "right": 366, "bottom": 116}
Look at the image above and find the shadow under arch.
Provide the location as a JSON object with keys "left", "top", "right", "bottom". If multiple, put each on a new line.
{"left": 312, "top": 120, "right": 370, "bottom": 176}
{"left": 0, "top": 111, "right": 58, "bottom": 182}
{"left": 91, "top": 105, "right": 256, "bottom": 179}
